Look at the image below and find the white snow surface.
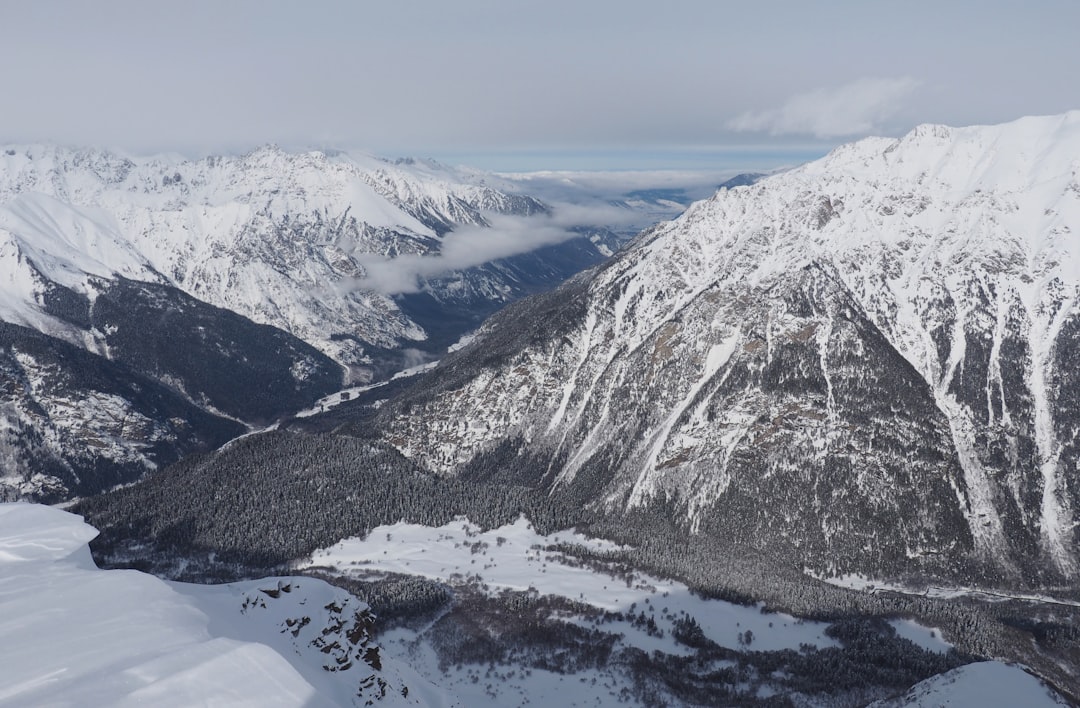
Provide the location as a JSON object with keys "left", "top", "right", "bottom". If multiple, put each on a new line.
{"left": 889, "top": 619, "right": 952, "bottom": 654}
{"left": 303, "top": 516, "right": 841, "bottom": 654}
{"left": 868, "top": 661, "right": 1070, "bottom": 707}
{"left": 0, "top": 503, "right": 444, "bottom": 707}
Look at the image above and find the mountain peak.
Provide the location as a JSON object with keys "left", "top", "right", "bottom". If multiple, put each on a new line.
{"left": 802, "top": 111, "right": 1080, "bottom": 197}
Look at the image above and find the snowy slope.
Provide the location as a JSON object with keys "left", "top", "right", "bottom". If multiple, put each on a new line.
{"left": 378, "top": 112, "right": 1080, "bottom": 586}
{"left": 0, "top": 503, "right": 445, "bottom": 707}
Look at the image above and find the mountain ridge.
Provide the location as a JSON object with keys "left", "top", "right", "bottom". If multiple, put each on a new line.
{"left": 375, "top": 112, "right": 1080, "bottom": 586}
{"left": 0, "top": 143, "right": 553, "bottom": 374}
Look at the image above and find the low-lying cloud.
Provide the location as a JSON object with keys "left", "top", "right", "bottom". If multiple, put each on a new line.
{"left": 727, "top": 77, "right": 920, "bottom": 138}
{"left": 353, "top": 204, "right": 623, "bottom": 295}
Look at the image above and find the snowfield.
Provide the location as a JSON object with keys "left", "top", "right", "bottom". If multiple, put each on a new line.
{"left": 302, "top": 516, "right": 842, "bottom": 653}
{"left": 300, "top": 517, "right": 1071, "bottom": 706}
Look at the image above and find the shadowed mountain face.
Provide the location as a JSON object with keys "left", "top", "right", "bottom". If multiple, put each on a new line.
{"left": 0, "top": 321, "right": 245, "bottom": 502}
{"left": 376, "top": 113, "right": 1080, "bottom": 588}
{"left": 84, "top": 278, "right": 343, "bottom": 425}
{"left": 1, "top": 272, "right": 347, "bottom": 501}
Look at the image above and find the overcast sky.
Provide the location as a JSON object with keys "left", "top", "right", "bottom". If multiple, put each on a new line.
{"left": 2, "top": 0, "right": 1078, "bottom": 170}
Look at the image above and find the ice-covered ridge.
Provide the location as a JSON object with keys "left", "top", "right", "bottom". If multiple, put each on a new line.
{"left": 809, "top": 112, "right": 1080, "bottom": 193}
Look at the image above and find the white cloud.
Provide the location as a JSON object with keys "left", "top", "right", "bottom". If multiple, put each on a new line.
{"left": 546, "top": 201, "right": 641, "bottom": 229}
{"left": 353, "top": 207, "right": 608, "bottom": 295}
{"left": 727, "top": 77, "right": 921, "bottom": 138}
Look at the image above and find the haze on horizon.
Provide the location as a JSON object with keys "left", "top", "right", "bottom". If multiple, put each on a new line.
{"left": 2, "top": 0, "right": 1078, "bottom": 171}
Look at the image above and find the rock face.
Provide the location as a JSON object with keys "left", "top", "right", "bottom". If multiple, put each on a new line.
{"left": 379, "top": 112, "right": 1080, "bottom": 587}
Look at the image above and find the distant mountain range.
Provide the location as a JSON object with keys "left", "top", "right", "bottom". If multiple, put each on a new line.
{"left": 0, "top": 145, "right": 642, "bottom": 500}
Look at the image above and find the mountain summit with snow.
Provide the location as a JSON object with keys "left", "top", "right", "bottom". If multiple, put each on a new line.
{"left": 378, "top": 112, "right": 1080, "bottom": 587}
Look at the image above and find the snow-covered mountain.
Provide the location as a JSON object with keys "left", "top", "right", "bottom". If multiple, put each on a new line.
{"left": 0, "top": 144, "right": 558, "bottom": 375}
{"left": 0, "top": 502, "right": 444, "bottom": 707}
{"left": 0, "top": 145, "right": 625, "bottom": 500}
{"left": 378, "top": 112, "right": 1080, "bottom": 588}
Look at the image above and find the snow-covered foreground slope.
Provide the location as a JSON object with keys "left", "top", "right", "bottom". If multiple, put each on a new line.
{"left": 869, "top": 660, "right": 1070, "bottom": 707}
{"left": 0, "top": 503, "right": 445, "bottom": 707}
{"left": 379, "top": 112, "right": 1080, "bottom": 587}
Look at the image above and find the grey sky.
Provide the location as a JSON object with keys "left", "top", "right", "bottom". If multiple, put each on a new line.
{"left": 2, "top": 0, "right": 1078, "bottom": 169}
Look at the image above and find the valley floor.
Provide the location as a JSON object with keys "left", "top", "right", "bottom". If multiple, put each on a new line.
{"left": 1, "top": 502, "right": 1073, "bottom": 707}
{"left": 298, "top": 516, "right": 1069, "bottom": 707}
